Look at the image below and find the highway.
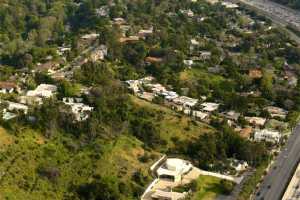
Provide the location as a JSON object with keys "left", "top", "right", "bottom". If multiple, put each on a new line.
{"left": 230, "top": 0, "right": 300, "bottom": 44}
{"left": 238, "top": 0, "right": 300, "bottom": 29}
{"left": 255, "top": 124, "right": 300, "bottom": 200}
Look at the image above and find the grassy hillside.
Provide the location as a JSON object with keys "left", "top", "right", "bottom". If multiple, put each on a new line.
{"left": 0, "top": 99, "right": 216, "bottom": 199}
{"left": 131, "top": 96, "right": 214, "bottom": 151}
{"left": 0, "top": 128, "right": 157, "bottom": 199}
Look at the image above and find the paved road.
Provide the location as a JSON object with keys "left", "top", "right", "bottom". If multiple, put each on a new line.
{"left": 255, "top": 124, "right": 300, "bottom": 200}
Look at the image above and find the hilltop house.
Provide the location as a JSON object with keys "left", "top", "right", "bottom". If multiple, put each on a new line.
{"left": 156, "top": 158, "right": 193, "bottom": 183}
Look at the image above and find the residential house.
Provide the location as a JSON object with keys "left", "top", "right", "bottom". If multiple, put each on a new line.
{"left": 229, "top": 159, "right": 249, "bottom": 172}
{"left": 192, "top": 111, "right": 208, "bottom": 120}
{"left": 137, "top": 92, "right": 155, "bottom": 102}
{"left": 172, "top": 96, "right": 198, "bottom": 111}
{"left": 2, "top": 110, "right": 17, "bottom": 121}
{"left": 160, "top": 91, "right": 178, "bottom": 101}
{"left": 0, "top": 82, "right": 19, "bottom": 94}
{"left": 223, "top": 111, "right": 240, "bottom": 121}
{"left": 138, "top": 27, "right": 153, "bottom": 38}
{"left": 199, "top": 51, "right": 212, "bottom": 60}
{"left": 156, "top": 158, "right": 193, "bottom": 182}
{"left": 147, "top": 83, "right": 167, "bottom": 95}
{"left": 81, "top": 33, "right": 99, "bottom": 40}
{"left": 245, "top": 116, "right": 266, "bottom": 127}
{"left": 254, "top": 129, "right": 281, "bottom": 143}
{"left": 27, "top": 84, "right": 57, "bottom": 98}
{"left": 7, "top": 101, "right": 28, "bottom": 114}
{"left": 89, "top": 45, "right": 108, "bottom": 62}
{"left": 265, "top": 106, "right": 288, "bottom": 119}
{"left": 201, "top": 102, "right": 219, "bottom": 113}
{"left": 63, "top": 98, "right": 93, "bottom": 121}
{"left": 119, "top": 36, "right": 140, "bottom": 43}
{"left": 113, "top": 17, "right": 126, "bottom": 25}
{"left": 126, "top": 80, "right": 141, "bottom": 94}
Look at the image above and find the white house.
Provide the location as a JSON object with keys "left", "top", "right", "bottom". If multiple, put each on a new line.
{"left": 156, "top": 158, "right": 193, "bottom": 183}
{"left": 183, "top": 59, "right": 194, "bottom": 67}
{"left": 7, "top": 101, "right": 29, "bottom": 114}
{"left": 81, "top": 33, "right": 99, "bottom": 40}
{"left": 126, "top": 80, "right": 140, "bottom": 93}
{"left": 229, "top": 159, "right": 249, "bottom": 172}
{"left": 201, "top": 102, "right": 219, "bottom": 112}
{"left": 173, "top": 96, "right": 198, "bottom": 109}
{"left": 192, "top": 111, "right": 208, "bottom": 120}
{"left": 254, "top": 129, "right": 281, "bottom": 143}
{"left": 2, "top": 110, "right": 17, "bottom": 121}
{"left": 27, "top": 84, "right": 57, "bottom": 98}
{"left": 63, "top": 98, "right": 93, "bottom": 121}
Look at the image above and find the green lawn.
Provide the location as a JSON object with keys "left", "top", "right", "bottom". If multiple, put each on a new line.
{"left": 191, "top": 176, "right": 228, "bottom": 200}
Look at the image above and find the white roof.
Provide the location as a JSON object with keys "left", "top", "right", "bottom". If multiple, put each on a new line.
{"left": 254, "top": 129, "right": 281, "bottom": 142}
{"left": 201, "top": 102, "right": 219, "bottom": 112}
{"left": 81, "top": 33, "right": 99, "bottom": 39}
{"left": 157, "top": 158, "right": 193, "bottom": 177}
{"left": 7, "top": 101, "right": 28, "bottom": 113}
{"left": 192, "top": 111, "right": 208, "bottom": 119}
{"left": 173, "top": 96, "right": 198, "bottom": 107}
{"left": 26, "top": 84, "right": 57, "bottom": 98}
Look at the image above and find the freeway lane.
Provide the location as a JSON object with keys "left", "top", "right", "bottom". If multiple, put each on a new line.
{"left": 239, "top": 0, "right": 300, "bottom": 29}
{"left": 230, "top": 0, "right": 300, "bottom": 43}
{"left": 255, "top": 124, "right": 300, "bottom": 200}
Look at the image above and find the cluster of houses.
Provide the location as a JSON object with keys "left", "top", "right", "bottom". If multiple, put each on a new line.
{"left": 0, "top": 82, "right": 93, "bottom": 122}
{"left": 126, "top": 76, "right": 290, "bottom": 145}
{"left": 126, "top": 76, "right": 220, "bottom": 122}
